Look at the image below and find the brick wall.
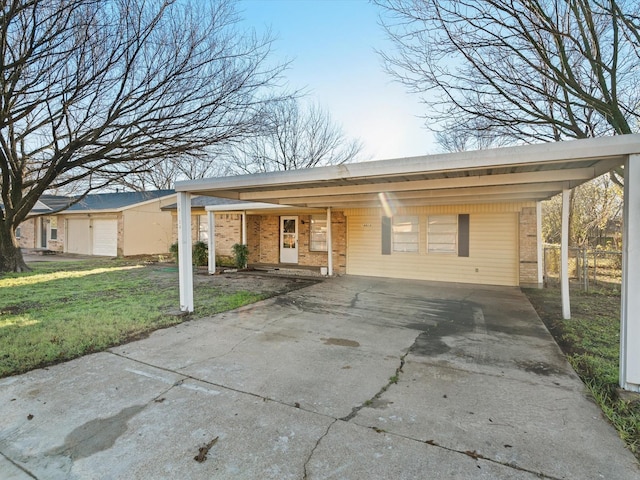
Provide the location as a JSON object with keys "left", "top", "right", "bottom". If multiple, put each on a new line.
{"left": 519, "top": 206, "right": 540, "bottom": 286}
{"left": 17, "top": 219, "right": 36, "bottom": 249}
{"left": 246, "top": 212, "right": 346, "bottom": 274}
{"left": 16, "top": 216, "right": 65, "bottom": 252}
{"left": 214, "top": 214, "right": 242, "bottom": 256}
{"left": 170, "top": 212, "right": 242, "bottom": 257}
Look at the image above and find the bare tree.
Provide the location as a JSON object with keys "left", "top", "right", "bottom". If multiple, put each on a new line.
{"left": 435, "top": 119, "right": 511, "bottom": 152}
{"left": 0, "top": 0, "right": 288, "bottom": 272}
{"left": 222, "top": 99, "right": 364, "bottom": 174}
{"left": 542, "top": 174, "right": 623, "bottom": 246}
{"left": 376, "top": 0, "right": 640, "bottom": 178}
{"left": 114, "top": 153, "right": 229, "bottom": 191}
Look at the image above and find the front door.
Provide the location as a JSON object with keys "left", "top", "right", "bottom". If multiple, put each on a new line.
{"left": 280, "top": 216, "right": 298, "bottom": 264}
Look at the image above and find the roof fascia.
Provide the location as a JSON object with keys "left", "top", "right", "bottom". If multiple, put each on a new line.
{"left": 175, "top": 135, "right": 640, "bottom": 193}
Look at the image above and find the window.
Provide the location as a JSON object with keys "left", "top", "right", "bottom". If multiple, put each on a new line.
{"left": 310, "top": 215, "right": 327, "bottom": 251}
{"left": 428, "top": 215, "right": 457, "bottom": 253}
{"left": 198, "top": 215, "right": 208, "bottom": 242}
{"left": 15, "top": 226, "right": 21, "bottom": 238}
{"left": 392, "top": 216, "right": 419, "bottom": 252}
{"left": 50, "top": 216, "right": 58, "bottom": 240}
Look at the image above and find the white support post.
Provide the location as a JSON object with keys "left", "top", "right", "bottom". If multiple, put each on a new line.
{"left": 242, "top": 211, "right": 247, "bottom": 245}
{"left": 561, "top": 188, "right": 571, "bottom": 320}
{"left": 327, "top": 207, "right": 333, "bottom": 276}
{"left": 620, "top": 155, "right": 640, "bottom": 392}
{"left": 536, "top": 201, "right": 544, "bottom": 287}
{"left": 177, "top": 192, "right": 194, "bottom": 312}
{"left": 207, "top": 210, "right": 216, "bottom": 275}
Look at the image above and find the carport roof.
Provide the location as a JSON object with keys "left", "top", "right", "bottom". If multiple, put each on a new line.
{"left": 175, "top": 135, "right": 640, "bottom": 208}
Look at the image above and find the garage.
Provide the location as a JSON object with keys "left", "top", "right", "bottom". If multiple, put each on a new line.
{"left": 66, "top": 219, "right": 90, "bottom": 255}
{"left": 92, "top": 219, "right": 118, "bottom": 256}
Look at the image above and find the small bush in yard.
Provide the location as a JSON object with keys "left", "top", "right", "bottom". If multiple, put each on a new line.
{"left": 169, "top": 242, "right": 208, "bottom": 266}
{"left": 192, "top": 241, "right": 208, "bottom": 267}
{"left": 232, "top": 243, "right": 248, "bottom": 269}
{"left": 169, "top": 242, "right": 179, "bottom": 263}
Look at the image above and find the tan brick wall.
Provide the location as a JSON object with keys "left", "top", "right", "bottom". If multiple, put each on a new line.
{"left": 46, "top": 216, "right": 64, "bottom": 252}
{"left": 170, "top": 211, "right": 242, "bottom": 257}
{"left": 170, "top": 210, "right": 347, "bottom": 272}
{"left": 245, "top": 212, "right": 346, "bottom": 274}
{"left": 17, "top": 219, "right": 36, "bottom": 249}
{"left": 519, "top": 206, "right": 539, "bottom": 286}
{"left": 17, "top": 216, "right": 65, "bottom": 252}
{"left": 246, "top": 215, "right": 279, "bottom": 264}
{"left": 214, "top": 214, "right": 242, "bottom": 256}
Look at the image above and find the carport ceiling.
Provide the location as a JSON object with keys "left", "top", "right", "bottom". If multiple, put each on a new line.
{"left": 176, "top": 135, "right": 639, "bottom": 208}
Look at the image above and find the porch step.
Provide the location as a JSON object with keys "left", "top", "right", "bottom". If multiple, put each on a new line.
{"left": 250, "top": 264, "right": 326, "bottom": 277}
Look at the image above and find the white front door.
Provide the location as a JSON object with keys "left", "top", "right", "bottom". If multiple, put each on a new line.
{"left": 280, "top": 216, "right": 298, "bottom": 264}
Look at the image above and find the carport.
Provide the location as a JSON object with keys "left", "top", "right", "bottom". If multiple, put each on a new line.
{"left": 175, "top": 135, "right": 640, "bottom": 392}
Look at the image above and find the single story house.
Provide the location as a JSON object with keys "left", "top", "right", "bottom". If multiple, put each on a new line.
{"left": 18, "top": 190, "right": 176, "bottom": 257}
{"left": 174, "top": 135, "right": 640, "bottom": 393}
{"left": 16, "top": 195, "right": 73, "bottom": 252}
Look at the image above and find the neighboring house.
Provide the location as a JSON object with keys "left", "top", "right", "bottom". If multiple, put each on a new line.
{"left": 16, "top": 195, "right": 74, "bottom": 253}
{"left": 17, "top": 190, "right": 176, "bottom": 257}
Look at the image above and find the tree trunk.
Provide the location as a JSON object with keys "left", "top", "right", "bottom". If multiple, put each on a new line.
{"left": 0, "top": 223, "right": 30, "bottom": 273}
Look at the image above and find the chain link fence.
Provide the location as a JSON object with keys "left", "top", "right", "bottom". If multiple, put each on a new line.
{"left": 543, "top": 244, "right": 622, "bottom": 291}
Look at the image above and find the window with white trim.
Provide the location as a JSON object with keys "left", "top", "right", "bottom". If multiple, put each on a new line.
{"left": 198, "top": 215, "right": 208, "bottom": 242}
{"left": 50, "top": 216, "right": 58, "bottom": 240}
{"left": 392, "top": 216, "right": 419, "bottom": 253}
{"left": 428, "top": 215, "right": 457, "bottom": 253}
{"left": 310, "top": 215, "right": 327, "bottom": 251}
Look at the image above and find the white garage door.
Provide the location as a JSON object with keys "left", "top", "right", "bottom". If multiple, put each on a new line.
{"left": 66, "top": 219, "right": 91, "bottom": 255}
{"left": 92, "top": 219, "right": 118, "bottom": 256}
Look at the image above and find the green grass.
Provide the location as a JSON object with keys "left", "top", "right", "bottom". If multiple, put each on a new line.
{"left": 0, "top": 259, "right": 267, "bottom": 378}
{"left": 523, "top": 286, "right": 640, "bottom": 459}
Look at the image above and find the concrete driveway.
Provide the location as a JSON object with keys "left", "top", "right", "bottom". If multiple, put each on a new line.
{"left": 1, "top": 276, "right": 638, "bottom": 479}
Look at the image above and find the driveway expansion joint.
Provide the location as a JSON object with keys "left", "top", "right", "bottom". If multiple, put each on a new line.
{"left": 0, "top": 450, "right": 38, "bottom": 479}
{"left": 108, "top": 350, "right": 341, "bottom": 421}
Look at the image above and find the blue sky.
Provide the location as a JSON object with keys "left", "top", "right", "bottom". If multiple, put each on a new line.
{"left": 239, "top": 0, "right": 437, "bottom": 160}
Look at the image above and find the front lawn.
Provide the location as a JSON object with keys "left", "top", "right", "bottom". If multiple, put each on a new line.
{"left": 0, "top": 258, "right": 272, "bottom": 378}
{"left": 523, "top": 286, "right": 640, "bottom": 459}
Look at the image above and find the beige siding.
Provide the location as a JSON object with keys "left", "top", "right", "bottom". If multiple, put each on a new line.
{"left": 66, "top": 218, "right": 91, "bottom": 254}
{"left": 122, "top": 197, "right": 175, "bottom": 256}
{"left": 346, "top": 205, "right": 521, "bottom": 286}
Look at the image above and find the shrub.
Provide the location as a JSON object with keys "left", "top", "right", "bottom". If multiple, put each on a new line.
{"left": 192, "top": 241, "right": 208, "bottom": 267}
{"left": 169, "top": 241, "right": 208, "bottom": 267}
{"left": 169, "top": 242, "right": 179, "bottom": 263}
{"left": 232, "top": 243, "right": 249, "bottom": 269}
